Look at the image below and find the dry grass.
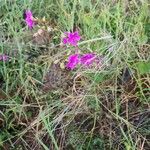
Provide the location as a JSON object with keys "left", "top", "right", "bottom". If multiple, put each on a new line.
{"left": 0, "top": 0, "right": 150, "bottom": 149}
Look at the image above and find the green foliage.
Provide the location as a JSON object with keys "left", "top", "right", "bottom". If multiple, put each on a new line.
{"left": 0, "top": 0, "right": 149, "bottom": 149}
{"left": 134, "top": 61, "right": 150, "bottom": 75}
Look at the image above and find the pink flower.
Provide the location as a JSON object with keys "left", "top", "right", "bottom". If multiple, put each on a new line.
{"left": 66, "top": 54, "right": 80, "bottom": 70}
{"left": 25, "top": 10, "right": 35, "bottom": 29}
{"left": 80, "top": 53, "right": 97, "bottom": 66}
{"left": 62, "top": 31, "right": 81, "bottom": 46}
{"left": 0, "top": 54, "right": 9, "bottom": 61}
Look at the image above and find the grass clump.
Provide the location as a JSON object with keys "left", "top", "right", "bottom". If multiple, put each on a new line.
{"left": 0, "top": 0, "right": 150, "bottom": 149}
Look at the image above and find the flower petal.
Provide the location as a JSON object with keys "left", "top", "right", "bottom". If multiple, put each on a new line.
{"left": 66, "top": 54, "right": 80, "bottom": 70}
{"left": 80, "top": 53, "right": 96, "bottom": 66}
{"left": 62, "top": 37, "right": 68, "bottom": 44}
{"left": 62, "top": 31, "right": 81, "bottom": 46}
{"left": 25, "top": 10, "right": 35, "bottom": 29}
{"left": 0, "top": 54, "right": 9, "bottom": 61}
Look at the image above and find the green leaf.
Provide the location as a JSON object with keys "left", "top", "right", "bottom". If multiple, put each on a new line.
{"left": 134, "top": 61, "right": 150, "bottom": 75}
{"left": 139, "top": 35, "right": 148, "bottom": 44}
{"left": 87, "top": 72, "right": 108, "bottom": 84}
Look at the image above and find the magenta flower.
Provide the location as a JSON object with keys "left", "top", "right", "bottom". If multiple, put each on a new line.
{"left": 0, "top": 54, "right": 9, "bottom": 61}
{"left": 66, "top": 54, "right": 80, "bottom": 70}
{"left": 62, "top": 31, "right": 81, "bottom": 46}
{"left": 80, "top": 53, "right": 97, "bottom": 66}
{"left": 25, "top": 10, "right": 35, "bottom": 29}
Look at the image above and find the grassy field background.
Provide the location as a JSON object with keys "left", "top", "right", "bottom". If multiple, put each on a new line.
{"left": 0, "top": 0, "right": 150, "bottom": 149}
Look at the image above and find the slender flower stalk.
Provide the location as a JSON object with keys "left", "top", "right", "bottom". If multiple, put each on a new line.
{"left": 63, "top": 31, "right": 101, "bottom": 70}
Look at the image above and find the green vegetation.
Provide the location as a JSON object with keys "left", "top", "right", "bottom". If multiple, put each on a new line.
{"left": 0, "top": 0, "right": 149, "bottom": 149}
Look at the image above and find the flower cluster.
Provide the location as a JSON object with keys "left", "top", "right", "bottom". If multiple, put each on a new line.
{"left": 62, "top": 31, "right": 99, "bottom": 70}
{"left": 23, "top": 10, "right": 100, "bottom": 70}
{"left": 66, "top": 53, "right": 98, "bottom": 70}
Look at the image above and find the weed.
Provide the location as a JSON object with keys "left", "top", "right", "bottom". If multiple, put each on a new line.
{"left": 0, "top": 0, "right": 149, "bottom": 149}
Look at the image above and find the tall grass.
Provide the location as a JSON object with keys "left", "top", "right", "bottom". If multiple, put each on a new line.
{"left": 0, "top": 0, "right": 149, "bottom": 149}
